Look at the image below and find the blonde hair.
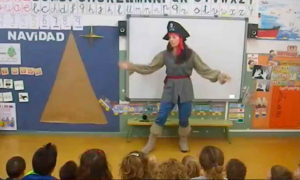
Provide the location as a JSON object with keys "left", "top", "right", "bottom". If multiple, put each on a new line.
{"left": 120, "top": 151, "right": 150, "bottom": 180}
{"left": 182, "top": 155, "right": 200, "bottom": 178}
{"left": 154, "top": 158, "right": 188, "bottom": 179}
{"left": 199, "top": 146, "right": 224, "bottom": 180}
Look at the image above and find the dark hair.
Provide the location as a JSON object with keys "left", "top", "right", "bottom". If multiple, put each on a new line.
{"left": 77, "top": 149, "right": 112, "bottom": 180}
{"left": 270, "top": 165, "right": 293, "bottom": 180}
{"left": 199, "top": 145, "right": 224, "bottom": 180}
{"left": 6, "top": 156, "right": 26, "bottom": 178}
{"left": 226, "top": 158, "right": 246, "bottom": 180}
{"left": 120, "top": 151, "right": 150, "bottom": 180}
{"left": 167, "top": 41, "right": 192, "bottom": 64}
{"left": 32, "top": 143, "right": 57, "bottom": 175}
{"left": 59, "top": 160, "right": 78, "bottom": 180}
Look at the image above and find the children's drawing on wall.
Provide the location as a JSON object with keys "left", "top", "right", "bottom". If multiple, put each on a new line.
{"left": 258, "top": 0, "right": 300, "bottom": 40}
{"left": 272, "top": 65, "right": 300, "bottom": 86}
{"left": 267, "top": 50, "right": 278, "bottom": 67}
{"left": 256, "top": 80, "right": 270, "bottom": 92}
{"left": 277, "top": 45, "right": 299, "bottom": 57}
{"left": 2, "top": 92, "right": 13, "bottom": 102}
{"left": 0, "top": 103, "right": 16, "bottom": 130}
{"left": 247, "top": 53, "right": 258, "bottom": 72}
{"left": 3, "top": 79, "right": 13, "bottom": 89}
{"left": 0, "top": 43, "right": 21, "bottom": 64}
{"left": 252, "top": 65, "right": 272, "bottom": 80}
{"left": 14, "top": 80, "right": 24, "bottom": 91}
{"left": 254, "top": 97, "right": 268, "bottom": 118}
{"left": 18, "top": 92, "right": 29, "bottom": 103}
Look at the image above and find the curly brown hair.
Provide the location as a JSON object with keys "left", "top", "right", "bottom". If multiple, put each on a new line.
{"left": 154, "top": 158, "right": 188, "bottom": 180}
{"left": 182, "top": 155, "right": 200, "bottom": 178}
{"left": 120, "top": 151, "right": 151, "bottom": 180}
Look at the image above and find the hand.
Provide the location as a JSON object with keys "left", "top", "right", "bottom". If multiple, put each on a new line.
{"left": 119, "top": 62, "right": 130, "bottom": 70}
{"left": 218, "top": 73, "right": 231, "bottom": 84}
{"left": 294, "top": 165, "right": 300, "bottom": 180}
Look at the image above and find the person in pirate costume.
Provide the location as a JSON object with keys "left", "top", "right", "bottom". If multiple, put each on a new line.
{"left": 119, "top": 21, "right": 231, "bottom": 153}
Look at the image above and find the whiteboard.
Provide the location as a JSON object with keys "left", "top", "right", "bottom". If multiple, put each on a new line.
{"left": 127, "top": 16, "right": 247, "bottom": 101}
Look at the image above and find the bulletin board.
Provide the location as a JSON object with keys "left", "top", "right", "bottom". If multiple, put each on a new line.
{"left": 0, "top": 27, "right": 120, "bottom": 132}
{"left": 252, "top": 55, "right": 300, "bottom": 129}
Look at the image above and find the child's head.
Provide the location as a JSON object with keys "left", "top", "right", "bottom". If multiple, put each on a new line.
{"left": 77, "top": 149, "right": 112, "bottom": 180}
{"left": 154, "top": 158, "right": 188, "bottom": 179}
{"left": 32, "top": 143, "right": 57, "bottom": 176}
{"left": 199, "top": 145, "right": 224, "bottom": 179}
{"left": 120, "top": 151, "right": 150, "bottom": 180}
{"left": 294, "top": 164, "right": 300, "bottom": 180}
{"left": 59, "top": 160, "right": 78, "bottom": 180}
{"left": 181, "top": 155, "right": 200, "bottom": 178}
{"left": 226, "top": 158, "right": 246, "bottom": 180}
{"left": 269, "top": 165, "right": 293, "bottom": 180}
{"left": 6, "top": 156, "right": 26, "bottom": 179}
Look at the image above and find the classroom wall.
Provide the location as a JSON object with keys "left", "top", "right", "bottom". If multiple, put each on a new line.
{"left": 118, "top": 24, "right": 300, "bottom": 136}
{"left": 1, "top": 0, "right": 300, "bottom": 135}
{"left": 0, "top": 27, "right": 120, "bottom": 132}
{"left": 120, "top": 36, "right": 300, "bottom": 53}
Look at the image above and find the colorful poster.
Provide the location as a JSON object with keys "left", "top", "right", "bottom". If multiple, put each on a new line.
{"left": 0, "top": 43, "right": 21, "bottom": 64}
{"left": 229, "top": 103, "right": 245, "bottom": 122}
{"left": 271, "top": 65, "right": 300, "bottom": 86}
{"left": 247, "top": 54, "right": 259, "bottom": 72}
{"left": 254, "top": 97, "right": 268, "bottom": 119}
{"left": 252, "top": 65, "right": 272, "bottom": 80}
{"left": 0, "top": 103, "right": 17, "bottom": 130}
{"left": 258, "top": 0, "right": 300, "bottom": 40}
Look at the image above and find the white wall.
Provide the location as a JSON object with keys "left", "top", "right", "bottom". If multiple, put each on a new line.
{"left": 247, "top": 39, "right": 300, "bottom": 53}
{"left": 121, "top": 35, "right": 300, "bottom": 53}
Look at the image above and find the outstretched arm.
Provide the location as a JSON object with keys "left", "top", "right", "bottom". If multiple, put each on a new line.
{"left": 193, "top": 52, "right": 230, "bottom": 84}
{"left": 119, "top": 52, "right": 164, "bottom": 75}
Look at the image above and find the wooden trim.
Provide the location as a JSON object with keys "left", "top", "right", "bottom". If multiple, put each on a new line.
{"left": 127, "top": 118, "right": 233, "bottom": 127}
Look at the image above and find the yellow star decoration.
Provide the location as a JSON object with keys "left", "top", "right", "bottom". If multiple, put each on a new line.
{"left": 80, "top": 26, "right": 103, "bottom": 46}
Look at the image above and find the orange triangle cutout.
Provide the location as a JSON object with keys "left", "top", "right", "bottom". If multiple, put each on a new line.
{"left": 41, "top": 32, "right": 107, "bottom": 124}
